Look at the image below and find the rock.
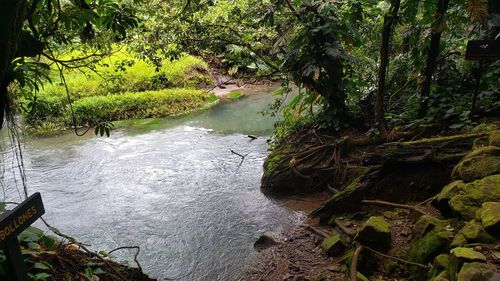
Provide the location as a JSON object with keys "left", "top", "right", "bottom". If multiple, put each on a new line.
{"left": 477, "top": 201, "right": 500, "bottom": 237}
{"left": 448, "top": 247, "right": 487, "bottom": 281}
{"left": 456, "top": 262, "right": 496, "bottom": 281}
{"left": 431, "top": 271, "right": 450, "bottom": 281}
{"left": 435, "top": 174, "right": 500, "bottom": 220}
{"left": 411, "top": 215, "right": 445, "bottom": 240}
{"left": 355, "top": 216, "right": 391, "bottom": 249}
{"left": 451, "top": 220, "right": 496, "bottom": 247}
{"left": 321, "top": 231, "right": 347, "bottom": 256}
{"left": 407, "top": 227, "right": 452, "bottom": 264}
{"left": 434, "top": 181, "right": 466, "bottom": 217}
{"left": 254, "top": 233, "right": 280, "bottom": 251}
{"left": 430, "top": 254, "right": 450, "bottom": 279}
{"left": 489, "top": 130, "right": 500, "bottom": 147}
{"left": 451, "top": 146, "right": 500, "bottom": 182}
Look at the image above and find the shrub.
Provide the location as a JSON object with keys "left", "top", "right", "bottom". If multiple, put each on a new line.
{"left": 67, "top": 89, "right": 216, "bottom": 126}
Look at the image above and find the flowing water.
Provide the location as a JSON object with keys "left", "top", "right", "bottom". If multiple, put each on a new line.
{"left": 0, "top": 90, "right": 303, "bottom": 280}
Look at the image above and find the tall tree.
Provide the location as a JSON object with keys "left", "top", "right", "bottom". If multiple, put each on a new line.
{"left": 418, "top": 0, "right": 450, "bottom": 118}
{"left": 375, "top": 0, "right": 401, "bottom": 136}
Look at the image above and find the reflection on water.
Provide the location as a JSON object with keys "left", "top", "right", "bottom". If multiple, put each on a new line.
{"left": 1, "top": 91, "right": 303, "bottom": 280}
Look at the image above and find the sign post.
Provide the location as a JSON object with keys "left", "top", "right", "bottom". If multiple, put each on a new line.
{"left": 0, "top": 193, "right": 45, "bottom": 281}
{"left": 464, "top": 40, "right": 500, "bottom": 111}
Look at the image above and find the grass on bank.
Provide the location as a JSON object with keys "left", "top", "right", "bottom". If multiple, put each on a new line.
{"left": 21, "top": 49, "right": 217, "bottom": 135}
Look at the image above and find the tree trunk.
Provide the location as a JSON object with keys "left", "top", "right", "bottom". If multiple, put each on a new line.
{"left": 417, "top": 0, "right": 450, "bottom": 118}
{"left": 0, "top": 0, "right": 27, "bottom": 129}
{"left": 375, "top": 0, "right": 401, "bottom": 136}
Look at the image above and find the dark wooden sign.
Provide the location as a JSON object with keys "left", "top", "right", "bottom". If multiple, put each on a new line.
{"left": 465, "top": 40, "right": 500, "bottom": 60}
{"left": 0, "top": 192, "right": 45, "bottom": 281}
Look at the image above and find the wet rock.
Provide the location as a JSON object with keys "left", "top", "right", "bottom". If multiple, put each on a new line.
{"left": 321, "top": 231, "right": 346, "bottom": 256}
{"left": 477, "top": 201, "right": 500, "bottom": 238}
{"left": 456, "top": 262, "right": 496, "bottom": 281}
{"left": 435, "top": 174, "right": 500, "bottom": 220}
{"left": 355, "top": 216, "right": 391, "bottom": 249}
{"left": 254, "top": 233, "right": 280, "bottom": 251}
{"left": 451, "top": 146, "right": 500, "bottom": 182}
{"left": 448, "top": 247, "right": 486, "bottom": 281}
{"left": 451, "top": 220, "right": 496, "bottom": 247}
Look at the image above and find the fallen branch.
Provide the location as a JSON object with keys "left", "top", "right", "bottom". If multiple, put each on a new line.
{"left": 364, "top": 246, "right": 429, "bottom": 269}
{"left": 361, "top": 199, "right": 428, "bottom": 216}
{"left": 230, "top": 149, "right": 248, "bottom": 159}
{"left": 108, "top": 246, "right": 143, "bottom": 273}
{"left": 333, "top": 218, "right": 357, "bottom": 237}
{"left": 350, "top": 245, "right": 364, "bottom": 281}
{"left": 300, "top": 224, "right": 330, "bottom": 238}
{"left": 41, "top": 217, "right": 129, "bottom": 281}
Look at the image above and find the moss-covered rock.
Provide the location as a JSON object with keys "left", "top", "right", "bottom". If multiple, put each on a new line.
{"left": 456, "top": 262, "right": 496, "bottom": 281}
{"left": 430, "top": 254, "right": 450, "bottom": 279}
{"left": 451, "top": 146, "right": 500, "bottom": 182}
{"left": 435, "top": 174, "right": 500, "bottom": 220}
{"left": 431, "top": 271, "right": 450, "bottom": 281}
{"left": 321, "top": 231, "right": 347, "bottom": 256}
{"left": 407, "top": 227, "right": 452, "bottom": 264}
{"left": 448, "top": 248, "right": 487, "bottom": 281}
{"left": 477, "top": 201, "right": 500, "bottom": 238}
{"left": 489, "top": 130, "right": 500, "bottom": 147}
{"left": 451, "top": 220, "right": 496, "bottom": 247}
{"left": 411, "top": 215, "right": 448, "bottom": 240}
{"left": 355, "top": 216, "right": 391, "bottom": 249}
{"left": 434, "top": 181, "right": 466, "bottom": 217}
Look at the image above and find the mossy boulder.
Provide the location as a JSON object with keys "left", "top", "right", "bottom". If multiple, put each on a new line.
{"left": 456, "top": 262, "right": 496, "bottom": 281}
{"left": 355, "top": 216, "right": 391, "bottom": 249}
{"left": 448, "top": 247, "right": 487, "bottom": 281}
{"left": 430, "top": 254, "right": 450, "bottom": 279}
{"left": 411, "top": 215, "right": 446, "bottom": 240}
{"left": 434, "top": 181, "right": 466, "bottom": 217}
{"left": 321, "top": 231, "right": 347, "bottom": 256}
{"left": 431, "top": 271, "right": 450, "bottom": 281}
{"left": 489, "top": 130, "right": 500, "bottom": 147}
{"left": 435, "top": 174, "right": 500, "bottom": 220}
{"left": 477, "top": 201, "right": 500, "bottom": 237}
{"left": 451, "top": 220, "right": 496, "bottom": 247}
{"left": 407, "top": 227, "right": 452, "bottom": 264}
{"left": 451, "top": 146, "right": 500, "bottom": 182}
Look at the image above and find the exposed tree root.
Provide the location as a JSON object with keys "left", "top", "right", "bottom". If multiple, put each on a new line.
{"left": 350, "top": 245, "right": 364, "bottom": 281}
{"left": 361, "top": 199, "right": 429, "bottom": 216}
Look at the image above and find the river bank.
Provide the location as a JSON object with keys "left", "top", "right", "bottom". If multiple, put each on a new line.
{"left": 243, "top": 127, "right": 500, "bottom": 281}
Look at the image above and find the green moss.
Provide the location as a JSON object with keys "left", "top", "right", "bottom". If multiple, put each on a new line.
{"left": 355, "top": 216, "right": 391, "bottom": 249}
{"left": 226, "top": 91, "right": 244, "bottom": 100}
{"left": 451, "top": 146, "right": 500, "bottom": 182}
{"left": 435, "top": 181, "right": 466, "bottom": 217}
{"left": 430, "top": 254, "right": 450, "bottom": 279}
{"left": 451, "top": 220, "right": 496, "bottom": 247}
{"left": 447, "top": 174, "right": 500, "bottom": 220}
{"left": 321, "top": 231, "right": 347, "bottom": 256}
{"left": 431, "top": 271, "right": 450, "bottom": 281}
{"left": 407, "top": 227, "right": 452, "bottom": 264}
{"left": 457, "top": 262, "right": 496, "bottom": 281}
{"left": 489, "top": 130, "right": 500, "bottom": 147}
{"left": 478, "top": 202, "right": 500, "bottom": 237}
{"left": 448, "top": 248, "right": 487, "bottom": 281}
{"left": 412, "top": 215, "right": 445, "bottom": 240}
{"left": 450, "top": 247, "right": 486, "bottom": 261}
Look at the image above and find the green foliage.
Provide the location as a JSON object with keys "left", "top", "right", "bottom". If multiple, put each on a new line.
{"left": 69, "top": 89, "right": 214, "bottom": 126}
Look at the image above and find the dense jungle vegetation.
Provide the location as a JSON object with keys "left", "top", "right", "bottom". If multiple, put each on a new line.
{"left": 0, "top": 0, "right": 499, "bottom": 280}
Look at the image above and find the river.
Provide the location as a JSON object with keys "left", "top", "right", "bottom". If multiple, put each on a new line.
{"left": 0, "top": 89, "right": 303, "bottom": 280}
